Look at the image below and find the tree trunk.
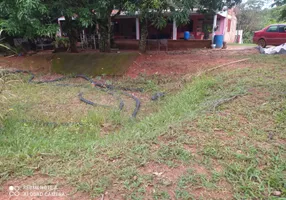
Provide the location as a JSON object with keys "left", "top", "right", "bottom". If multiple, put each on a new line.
{"left": 98, "top": 16, "right": 111, "bottom": 52}
{"left": 65, "top": 16, "right": 78, "bottom": 53}
{"left": 139, "top": 19, "right": 148, "bottom": 53}
{"left": 68, "top": 30, "right": 78, "bottom": 53}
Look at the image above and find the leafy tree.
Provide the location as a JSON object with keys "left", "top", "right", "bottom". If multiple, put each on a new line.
{"left": 47, "top": 0, "right": 94, "bottom": 53}
{"left": 0, "top": 0, "right": 130, "bottom": 53}
{"left": 272, "top": 0, "right": 286, "bottom": 7}
{"left": 0, "top": 0, "right": 57, "bottom": 40}
{"left": 50, "top": 0, "right": 121, "bottom": 53}
{"left": 0, "top": 0, "right": 95, "bottom": 53}
{"left": 91, "top": 0, "right": 129, "bottom": 52}
{"left": 272, "top": 0, "right": 286, "bottom": 20}
{"left": 198, "top": 0, "right": 242, "bottom": 13}
{"left": 242, "top": 0, "right": 266, "bottom": 10}
{"left": 50, "top": 0, "right": 130, "bottom": 52}
{"left": 237, "top": 0, "right": 265, "bottom": 34}
{"left": 237, "top": 0, "right": 285, "bottom": 43}
{"left": 236, "top": 0, "right": 268, "bottom": 43}
{"left": 263, "top": 5, "right": 286, "bottom": 24}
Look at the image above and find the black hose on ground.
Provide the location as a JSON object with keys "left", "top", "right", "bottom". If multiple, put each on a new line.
{"left": 7, "top": 69, "right": 141, "bottom": 118}
{"left": 91, "top": 82, "right": 144, "bottom": 92}
{"left": 78, "top": 92, "right": 112, "bottom": 108}
{"left": 122, "top": 91, "right": 141, "bottom": 118}
{"left": 11, "top": 70, "right": 123, "bottom": 109}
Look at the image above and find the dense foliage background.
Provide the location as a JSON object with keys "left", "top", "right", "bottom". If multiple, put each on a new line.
{"left": 237, "top": 0, "right": 286, "bottom": 43}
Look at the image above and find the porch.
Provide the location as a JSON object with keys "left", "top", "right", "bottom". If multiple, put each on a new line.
{"left": 114, "top": 39, "right": 212, "bottom": 50}
{"left": 56, "top": 9, "right": 235, "bottom": 51}
{"left": 113, "top": 14, "right": 216, "bottom": 41}
{"left": 112, "top": 13, "right": 227, "bottom": 50}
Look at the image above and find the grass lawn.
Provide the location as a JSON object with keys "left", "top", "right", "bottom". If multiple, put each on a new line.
{"left": 0, "top": 53, "right": 285, "bottom": 199}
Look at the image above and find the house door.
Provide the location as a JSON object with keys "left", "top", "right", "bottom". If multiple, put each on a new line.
{"left": 278, "top": 25, "right": 286, "bottom": 44}
{"left": 265, "top": 25, "right": 280, "bottom": 45}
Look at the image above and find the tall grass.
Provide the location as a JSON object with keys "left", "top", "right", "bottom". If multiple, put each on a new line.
{"left": 0, "top": 71, "right": 19, "bottom": 125}
{"left": 0, "top": 75, "right": 216, "bottom": 177}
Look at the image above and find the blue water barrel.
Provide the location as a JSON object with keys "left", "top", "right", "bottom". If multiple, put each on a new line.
{"left": 214, "top": 35, "right": 224, "bottom": 48}
{"left": 184, "top": 31, "right": 190, "bottom": 40}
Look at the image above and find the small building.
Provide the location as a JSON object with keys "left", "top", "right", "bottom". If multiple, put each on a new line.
{"left": 112, "top": 8, "right": 238, "bottom": 50}
{"left": 57, "top": 8, "right": 238, "bottom": 50}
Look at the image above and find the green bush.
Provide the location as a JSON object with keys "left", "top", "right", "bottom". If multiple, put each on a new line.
{"left": 53, "top": 37, "right": 70, "bottom": 49}
{"left": 243, "top": 31, "right": 255, "bottom": 44}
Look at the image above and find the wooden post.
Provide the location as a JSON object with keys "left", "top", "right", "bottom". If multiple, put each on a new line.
{"left": 173, "top": 19, "right": 177, "bottom": 40}
{"left": 212, "top": 14, "right": 217, "bottom": 44}
{"left": 96, "top": 24, "right": 100, "bottom": 40}
{"left": 58, "top": 20, "right": 62, "bottom": 37}
{"left": 136, "top": 18, "right": 140, "bottom": 40}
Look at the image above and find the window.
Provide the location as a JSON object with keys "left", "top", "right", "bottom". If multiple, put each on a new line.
{"left": 279, "top": 25, "right": 286, "bottom": 33}
{"left": 227, "top": 19, "right": 231, "bottom": 32}
{"left": 266, "top": 25, "right": 278, "bottom": 32}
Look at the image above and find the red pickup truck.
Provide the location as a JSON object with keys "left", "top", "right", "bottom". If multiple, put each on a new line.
{"left": 253, "top": 24, "right": 286, "bottom": 47}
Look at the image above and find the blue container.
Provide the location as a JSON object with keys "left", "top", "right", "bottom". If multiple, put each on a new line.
{"left": 184, "top": 31, "right": 190, "bottom": 40}
{"left": 214, "top": 35, "right": 224, "bottom": 48}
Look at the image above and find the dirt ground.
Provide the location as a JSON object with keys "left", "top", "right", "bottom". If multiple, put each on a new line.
{"left": 125, "top": 48, "right": 258, "bottom": 78}
{"left": 0, "top": 48, "right": 259, "bottom": 79}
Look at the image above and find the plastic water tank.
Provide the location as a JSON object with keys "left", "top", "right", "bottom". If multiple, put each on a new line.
{"left": 214, "top": 35, "right": 224, "bottom": 48}
{"left": 184, "top": 31, "right": 190, "bottom": 40}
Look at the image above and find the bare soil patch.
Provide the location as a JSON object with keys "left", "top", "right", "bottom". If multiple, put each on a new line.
{"left": 126, "top": 49, "right": 258, "bottom": 78}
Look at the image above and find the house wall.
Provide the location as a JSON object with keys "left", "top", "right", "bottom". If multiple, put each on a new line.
{"left": 223, "top": 8, "right": 237, "bottom": 43}
{"left": 113, "top": 18, "right": 136, "bottom": 39}
{"left": 113, "top": 8, "right": 238, "bottom": 44}
{"left": 114, "top": 14, "right": 212, "bottom": 40}
{"left": 215, "top": 16, "right": 225, "bottom": 35}
{"left": 148, "top": 21, "right": 173, "bottom": 39}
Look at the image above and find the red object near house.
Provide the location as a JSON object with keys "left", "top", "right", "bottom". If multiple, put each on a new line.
{"left": 227, "top": 19, "right": 231, "bottom": 32}
{"left": 253, "top": 24, "right": 286, "bottom": 47}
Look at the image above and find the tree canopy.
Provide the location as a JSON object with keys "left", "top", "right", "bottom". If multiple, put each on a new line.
{"left": 0, "top": 0, "right": 57, "bottom": 38}
{"left": 0, "top": 0, "right": 243, "bottom": 53}
{"left": 198, "top": 0, "right": 242, "bottom": 14}
{"left": 273, "top": 0, "right": 286, "bottom": 19}
{"left": 273, "top": 0, "right": 286, "bottom": 7}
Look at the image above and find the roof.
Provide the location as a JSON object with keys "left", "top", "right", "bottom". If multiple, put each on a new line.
{"left": 269, "top": 24, "right": 286, "bottom": 26}
{"left": 58, "top": 8, "right": 235, "bottom": 21}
